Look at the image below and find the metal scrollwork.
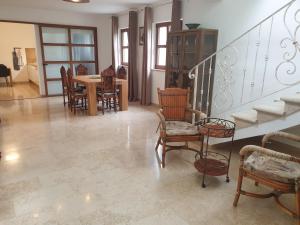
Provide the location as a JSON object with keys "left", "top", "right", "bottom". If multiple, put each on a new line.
{"left": 188, "top": 0, "right": 300, "bottom": 117}
{"left": 275, "top": 1, "right": 300, "bottom": 85}
{"left": 212, "top": 46, "right": 239, "bottom": 113}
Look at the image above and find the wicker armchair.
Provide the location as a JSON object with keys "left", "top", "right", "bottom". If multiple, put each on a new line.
{"left": 155, "top": 88, "right": 206, "bottom": 168}
{"left": 233, "top": 131, "right": 300, "bottom": 224}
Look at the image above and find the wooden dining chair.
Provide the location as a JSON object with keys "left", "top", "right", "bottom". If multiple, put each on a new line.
{"left": 117, "top": 66, "right": 127, "bottom": 79}
{"left": 155, "top": 88, "right": 206, "bottom": 168}
{"left": 97, "top": 66, "right": 118, "bottom": 114}
{"left": 233, "top": 131, "right": 300, "bottom": 224}
{"left": 66, "top": 68, "right": 87, "bottom": 115}
{"left": 75, "top": 64, "right": 88, "bottom": 90}
{"left": 0, "top": 64, "right": 11, "bottom": 87}
{"left": 76, "top": 64, "right": 88, "bottom": 76}
{"left": 60, "top": 66, "right": 69, "bottom": 106}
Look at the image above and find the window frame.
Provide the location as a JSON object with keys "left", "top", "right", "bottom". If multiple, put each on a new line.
{"left": 39, "top": 24, "right": 98, "bottom": 96}
{"left": 155, "top": 22, "right": 171, "bottom": 70}
{"left": 120, "top": 28, "right": 129, "bottom": 66}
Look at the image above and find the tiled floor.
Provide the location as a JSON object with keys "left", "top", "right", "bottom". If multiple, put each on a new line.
{"left": 0, "top": 97, "right": 297, "bottom": 225}
{"left": 0, "top": 82, "right": 40, "bottom": 101}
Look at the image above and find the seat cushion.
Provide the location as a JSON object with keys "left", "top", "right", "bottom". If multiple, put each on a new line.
{"left": 244, "top": 151, "right": 300, "bottom": 183}
{"left": 166, "top": 121, "right": 199, "bottom": 136}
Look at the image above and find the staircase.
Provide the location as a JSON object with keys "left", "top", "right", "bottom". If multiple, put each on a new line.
{"left": 232, "top": 92, "right": 300, "bottom": 141}
{"left": 188, "top": 0, "right": 300, "bottom": 144}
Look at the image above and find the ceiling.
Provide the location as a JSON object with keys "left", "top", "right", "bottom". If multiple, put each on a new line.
{"left": 0, "top": 0, "right": 162, "bottom": 14}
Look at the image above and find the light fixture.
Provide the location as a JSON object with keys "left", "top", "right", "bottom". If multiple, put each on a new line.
{"left": 63, "top": 0, "right": 90, "bottom": 3}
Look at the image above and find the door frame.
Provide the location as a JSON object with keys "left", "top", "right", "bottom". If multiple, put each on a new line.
{"left": 39, "top": 24, "right": 99, "bottom": 96}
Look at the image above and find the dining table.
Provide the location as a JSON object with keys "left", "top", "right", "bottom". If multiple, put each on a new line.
{"left": 73, "top": 75, "right": 128, "bottom": 116}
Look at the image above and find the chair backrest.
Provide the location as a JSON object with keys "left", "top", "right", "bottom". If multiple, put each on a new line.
{"left": 0, "top": 64, "right": 9, "bottom": 78}
{"left": 66, "top": 68, "right": 76, "bottom": 93}
{"left": 60, "top": 66, "right": 68, "bottom": 89}
{"left": 117, "top": 66, "right": 127, "bottom": 79}
{"left": 102, "top": 65, "right": 115, "bottom": 77}
{"left": 157, "top": 88, "right": 189, "bottom": 121}
{"left": 101, "top": 65, "right": 116, "bottom": 93}
{"left": 76, "top": 64, "right": 88, "bottom": 76}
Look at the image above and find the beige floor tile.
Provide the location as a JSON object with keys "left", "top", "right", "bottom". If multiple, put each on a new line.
{"left": 0, "top": 97, "right": 297, "bottom": 225}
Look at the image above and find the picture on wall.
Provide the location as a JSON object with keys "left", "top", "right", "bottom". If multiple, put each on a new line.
{"left": 139, "top": 27, "right": 144, "bottom": 46}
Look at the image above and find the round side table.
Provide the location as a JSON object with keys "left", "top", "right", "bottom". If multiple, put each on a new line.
{"left": 194, "top": 118, "right": 236, "bottom": 188}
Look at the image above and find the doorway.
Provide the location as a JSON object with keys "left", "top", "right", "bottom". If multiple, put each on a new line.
{"left": 0, "top": 22, "right": 41, "bottom": 100}
{"left": 0, "top": 21, "right": 99, "bottom": 100}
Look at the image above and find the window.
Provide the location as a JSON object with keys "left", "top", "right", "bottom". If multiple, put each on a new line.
{"left": 121, "top": 28, "right": 129, "bottom": 65}
{"left": 155, "top": 22, "right": 171, "bottom": 70}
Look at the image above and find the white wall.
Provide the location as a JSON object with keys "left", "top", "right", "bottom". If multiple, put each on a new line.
{"left": 119, "top": 13, "right": 129, "bottom": 30}
{"left": 150, "top": 2, "right": 172, "bottom": 104}
{"left": 181, "top": 0, "right": 300, "bottom": 117}
{"left": 0, "top": 22, "right": 36, "bottom": 83}
{"left": 117, "top": 0, "right": 295, "bottom": 106}
{"left": 0, "top": 5, "right": 112, "bottom": 95}
{"left": 182, "top": 0, "right": 291, "bottom": 48}
{"left": 148, "top": 0, "right": 294, "bottom": 104}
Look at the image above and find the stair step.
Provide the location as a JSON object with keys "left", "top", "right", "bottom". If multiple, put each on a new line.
{"left": 232, "top": 110, "right": 257, "bottom": 123}
{"left": 280, "top": 94, "right": 300, "bottom": 105}
{"left": 253, "top": 102, "right": 285, "bottom": 116}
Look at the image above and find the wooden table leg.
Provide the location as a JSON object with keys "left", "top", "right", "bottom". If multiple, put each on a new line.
{"left": 87, "top": 83, "right": 97, "bottom": 116}
{"left": 119, "top": 81, "right": 128, "bottom": 111}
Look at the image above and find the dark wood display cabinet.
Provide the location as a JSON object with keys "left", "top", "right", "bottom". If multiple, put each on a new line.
{"left": 165, "top": 28, "right": 218, "bottom": 112}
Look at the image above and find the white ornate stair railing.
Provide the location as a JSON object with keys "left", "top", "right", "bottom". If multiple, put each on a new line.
{"left": 189, "top": 0, "right": 300, "bottom": 121}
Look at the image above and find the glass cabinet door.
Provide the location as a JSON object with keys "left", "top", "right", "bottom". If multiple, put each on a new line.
{"left": 201, "top": 33, "right": 218, "bottom": 59}
{"left": 168, "top": 35, "right": 182, "bottom": 70}
{"left": 183, "top": 33, "right": 198, "bottom": 71}
{"left": 184, "top": 33, "right": 197, "bottom": 52}
{"left": 166, "top": 71, "right": 182, "bottom": 88}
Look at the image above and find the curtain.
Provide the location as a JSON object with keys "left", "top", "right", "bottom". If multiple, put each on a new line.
{"left": 128, "top": 11, "right": 139, "bottom": 101}
{"left": 141, "top": 7, "right": 152, "bottom": 105}
{"left": 111, "top": 16, "right": 119, "bottom": 71}
{"left": 171, "top": 0, "right": 182, "bottom": 32}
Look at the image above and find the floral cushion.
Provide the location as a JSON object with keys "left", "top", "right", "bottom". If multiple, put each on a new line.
{"left": 166, "top": 121, "right": 199, "bottom": 136}
{"left": 244, "top": 151, "right": 300, "bottom": 183}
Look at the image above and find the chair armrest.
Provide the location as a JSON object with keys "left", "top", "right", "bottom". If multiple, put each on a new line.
{"left": 262, "top": 131, "right": 300, "bottom": 147}
{"left": 186, "top": 108, "right": 207, "bottom": 119}
{"left": 239, "top": 145, "right": 299, "bottom": 163}
{"left": 156, "top": 109, "right": 166, "bottom": 130}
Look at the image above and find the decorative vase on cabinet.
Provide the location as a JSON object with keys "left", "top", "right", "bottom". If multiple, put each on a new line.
{"left": 165, "top": 28, "right": 218, "bottom": 115}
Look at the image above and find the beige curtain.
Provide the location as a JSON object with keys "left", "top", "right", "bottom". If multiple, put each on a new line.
{"left": 111, "top": 16, "right": 119, "bottom": 71}
{"left": 171, "top": 0, "right": 182, "bottom": 32}
{"left": 128, "top": 11, "right": 139, "bottom": 101}
{"left": 141, "top": 7, "right": 153, "bottom": 105}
